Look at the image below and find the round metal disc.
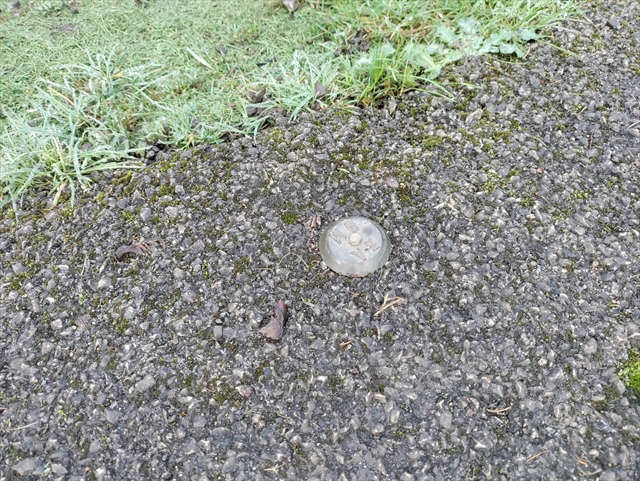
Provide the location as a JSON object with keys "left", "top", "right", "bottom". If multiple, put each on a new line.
{"left": 319, "top": 216, "right": 391, "bottom": 277}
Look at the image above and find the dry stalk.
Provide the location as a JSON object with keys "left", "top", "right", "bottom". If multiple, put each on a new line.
{"left": 526, "top": 450, "right": 549, "bottom": 463}
{"left": 374, "top": 294, "right": 406, "bottom": 316}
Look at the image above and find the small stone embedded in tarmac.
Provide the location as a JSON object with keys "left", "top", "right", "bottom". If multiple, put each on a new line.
{"left": 11, "top": 458, "right": 43, "bottom": 476}
{"left": 606, "top": 17, "right": 621, "bottom": 30}
{"left": 530, "top": 75, "right": 541, "bottom": 88}
{"left": 1, "top": 1, "right": 640, "bottom": 479}
{"left": 135, "top": 375, "right": 155, "bottom": 392}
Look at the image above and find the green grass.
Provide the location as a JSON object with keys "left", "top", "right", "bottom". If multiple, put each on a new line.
{"left": 0, "top": 0, "right": 581, "bottom": 212}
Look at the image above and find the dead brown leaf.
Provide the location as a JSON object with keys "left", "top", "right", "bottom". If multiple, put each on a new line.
{"left": 259, "top": 300, "right": 287, "bottom": 340}
{"left": 114, "top": 238, "right": 163, "bottom": 259}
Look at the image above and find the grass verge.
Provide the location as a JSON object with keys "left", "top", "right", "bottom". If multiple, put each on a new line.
{"left": 0, "top": 0, "right": 581, "bottom": 212}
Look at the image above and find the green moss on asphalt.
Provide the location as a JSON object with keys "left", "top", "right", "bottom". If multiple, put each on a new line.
{"left": 619, "top": 349, "right": 640, "bottom": 400}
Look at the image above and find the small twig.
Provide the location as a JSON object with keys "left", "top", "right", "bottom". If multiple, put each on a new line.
{"left": 575, "top": 458, "right": 589, "bottom": 467}
{"left": 264, "top": 462, "right": 285, "bottom": 473}
{"left": 534, "top": 193, "right": 550, "bottom": 204}
{"left": 4, "top": 421, "right": 39, "bottom": 432}
{"left": 628, "top": 120, "right": 640, "bottom": 129}
{"left": 98, "top": 259, "right": 108, "bottom": 274}
{"left": 487, "top": 406, "right": 511, "bottom": 414}
{"left": 340, "top": 340, "right": 352, "bottom": 348}
{"left": 526, "top": 450, "right": 549, "bottom": 463}
{"left": 277, "top": 253, "right": 308, "bottom": 269}
{"left": 577, "top": 469, "right": 601, "bottom": 477}
{"left": 373, "top": 295, "right": 406, "bottom": 316}
{"left": 79, "top": 254, "right": 88, "bottom": 277}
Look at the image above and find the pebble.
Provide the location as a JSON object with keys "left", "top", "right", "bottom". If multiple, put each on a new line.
{"left": 530, "top": 76, "right": 541, "bottom": 88}
{"left": 606, "top": 17, "right": 620, "bottom": 30}
{"left": 386, "top": 178, "right": 399, "bottom": 189}
{"left": 213, "top": 326, "right": 223, "bottom": 340}
{"left": 466, "top": 108, "right": 483, "bottom": 123}
{"left": 104, "top": 409, "right": 121, "bottom": 423}
{"left": 140, "top": 207, "right": 152, "bottom": 222}
{"left": 165, "top": 206, "right": 179, "bottom": 218}
{"left": 584, "top": 338, "right": 598, "bottom": 355}
{"left": 135, "top": 375, "right": 156, "bottom": 392}
{"left": 439, "top": 410, "right": 452, "bottom": 430}
{"left": 11, "top": 458, "right": 42, "bottom": 476}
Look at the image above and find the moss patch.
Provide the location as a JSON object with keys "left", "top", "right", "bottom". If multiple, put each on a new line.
{"left": 618, "top": 349, "right": 640, "bottom": 400}
{"left": 281, "top": 211, "right": 299, "bottom": 225}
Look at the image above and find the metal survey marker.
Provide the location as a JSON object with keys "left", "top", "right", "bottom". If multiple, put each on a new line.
{"left": 319, "top": 216, "right": 391, "bottom": 276}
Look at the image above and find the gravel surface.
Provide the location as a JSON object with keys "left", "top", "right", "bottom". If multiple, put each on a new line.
{"left": 2, "top": 2, "right": 640, "bottom": 480}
